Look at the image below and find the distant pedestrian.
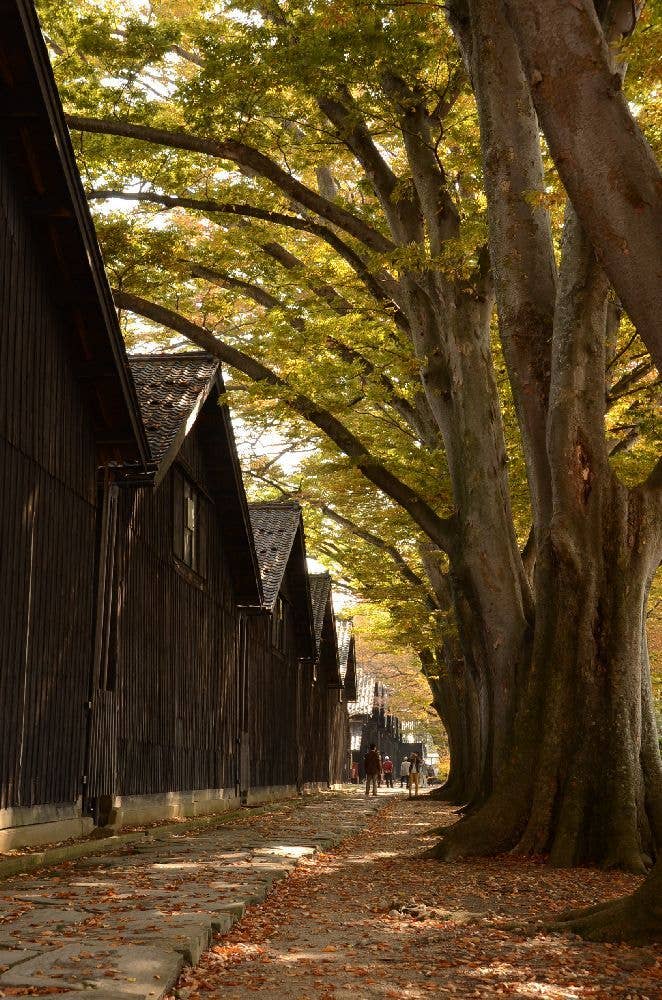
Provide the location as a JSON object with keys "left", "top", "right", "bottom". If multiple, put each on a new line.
{"left": 364, "top": 743, "right": 382, "bottom": 797}
{"left": 382, "top": 756, "right": 394, "bottom": 788}
{"left": 419, "top": 762, "right": 427, "bottom": 788}
{"left": 399, "top": 756, "right": 410, "bottom": 788}
{"left": 350, "top": 761, "right": 359, "bottom": 784}
{"left": 408, "top": 753, "right": 421, "bottom": 798}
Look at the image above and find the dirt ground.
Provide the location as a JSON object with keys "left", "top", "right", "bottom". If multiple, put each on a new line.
{"left": 172, "top": 792, "right": 661, "bottom": 1000}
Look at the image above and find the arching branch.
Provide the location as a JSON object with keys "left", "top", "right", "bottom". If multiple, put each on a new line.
{"left": 188, "top": 260, "right": 440, "bottom": 448}
{"left": 114, "top": 289, "right": 456, "bottom": 552}
{"left": 67, "top": 115, "right": 395, "bottom": 253}
{"left": 502, "top": 0, "right": 662, "bottom": 373}
{"left": 87, "top": 187, "right": 406, "bottom": 322}
{"left": 317, "top": 503, "right": 440, "bottom": 612}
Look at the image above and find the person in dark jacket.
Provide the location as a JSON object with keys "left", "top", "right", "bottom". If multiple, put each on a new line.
{"left": 364, "top": 743, "right": 382, "bottom": 797}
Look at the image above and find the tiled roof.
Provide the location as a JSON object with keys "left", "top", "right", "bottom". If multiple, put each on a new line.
{"left": 308, "top": 572, "right": 332, "bottom": 654}
{"left": 248, "top": 502, "right": 302, "bottom": 610}
{"left": 347, "top": 662, "right": 375, "bottom": 717}
{"left": 336, "top": 618, "right": 353, "bottom": 680}
{"left": 129, "top": 353, "right": 219, "bottom": 468}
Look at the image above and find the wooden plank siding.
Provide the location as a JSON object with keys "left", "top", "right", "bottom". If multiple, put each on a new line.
{"left": 244, "top": 609, "right": 300, "bottom": 790}
{"left": 0, "top": 142, "right": 98, "bottom": 815}
{"left": 110, "top": 430, "right": 241, "bottom": 799}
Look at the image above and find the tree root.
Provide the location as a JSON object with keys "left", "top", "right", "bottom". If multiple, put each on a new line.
{"left": 550, "top": 894, "right": 662, "bottom": 945}
{"left": 427, "top": 812, "right": 516, "bottom": 860}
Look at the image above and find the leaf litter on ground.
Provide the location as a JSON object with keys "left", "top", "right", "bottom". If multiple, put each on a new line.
{"left": 168, "top": 795, "right": 661, "bottom": 1000}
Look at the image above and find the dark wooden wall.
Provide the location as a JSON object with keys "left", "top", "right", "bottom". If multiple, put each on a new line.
{"left": 244, "top": 569, "right": 301, "bottom": 789}
{"left": 301, "top": 668, "right": 331, "bottom": 785}
{"left": 328, "top": 697, "right": 350, "bottom": 785}
{"left": 0, "top": 144, "right": 98, "bottom": 814}
{"left": 93, "top": 427, "right": 241, "bottom": 799}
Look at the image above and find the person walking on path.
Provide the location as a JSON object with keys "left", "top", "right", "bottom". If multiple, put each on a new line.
{"left": 408, "top": 753, "right": 421, "bottom": 798}
{"left": 364, "top": 744, "right": 382, "bottom": 797}
{"left": 382, "top": 756, "right": 394, "bottom": 788}
{"left": 399, "top": 756, "right": 410, "bottom": 788}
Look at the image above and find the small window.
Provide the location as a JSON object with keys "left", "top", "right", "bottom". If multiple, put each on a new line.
{"left": 173, "top": 467, "right": 205, "bottom": 576}
{"left": 272, "top": 594, "right": 286, "bottom": 652}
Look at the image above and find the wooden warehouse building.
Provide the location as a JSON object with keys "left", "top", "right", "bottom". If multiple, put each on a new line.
{"left": 308, "top": 573, "right": 346, "bottom": 786}
{"left": 0, "top": 0, "right": 352, "bottom": 849}
{"left": 246, "top": 504, "right": 349, "bottom": 794}
{"left": 245, "top": 502, "right": 316, "bottom": 795}
{"left": 0, "top": 0, "right": 149, "bottom": 848}
{"left": 86, "top": 354, "right": 264, "bottom": 826}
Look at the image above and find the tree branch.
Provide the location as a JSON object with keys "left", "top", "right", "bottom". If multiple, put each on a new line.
{"left": 317, "top": 87, "right": 423, "bottom": 244}
{"left": 381, "top": 70, "right": 459, "bottom": 252}
{"left": 317, "top": 502, "right": 440, "bottom": 612}
{"left": 115, "top": 290, "right": 456, "bottom": 551}
{"left": 188, "top": 259, "right": 440, "bottom": 448}
{"left": 67, "top": 115, "right": 395, "bottom": 253}
{"left": 87, "top": 187, "right": 406, "bottom": 323}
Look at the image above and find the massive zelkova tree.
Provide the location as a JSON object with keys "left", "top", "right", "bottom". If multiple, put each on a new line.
{"left": 436, "top": 0, "right": 662, "bottom": 941}
{"left": 38, "top": 0, "right": 661, "bottom": 933}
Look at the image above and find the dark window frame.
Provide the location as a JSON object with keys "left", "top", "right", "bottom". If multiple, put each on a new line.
{"left": 173, "top": 465, "right": 207, "bottom": 579}
{"left": 272, "top": 593, "right": 287, "bottom": 653}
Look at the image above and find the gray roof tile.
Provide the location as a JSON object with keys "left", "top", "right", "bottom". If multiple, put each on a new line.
{"left": 308, "top": 572, "right": 332, "bottom": 653}
{"left": 336, "top": 618, "right": 353, "bottom": 679}
{"left": 347, "top": 662, "right": 375, "bottom": 717}
{"left": 248, "top": 502, "right": 302, "bottom": 610}
{"left": 129, "top": 353, "right": 219, "bottom": 467}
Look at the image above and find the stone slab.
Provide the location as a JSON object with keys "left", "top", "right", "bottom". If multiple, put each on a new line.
{"left": 76, "top": 912, "right": 212, "bottom": 966}
{"left": 46, "top": 993, "right": 137, "bottom": 1000}
{"left": 209, "top": 912, "right": 235, "bottom": 933}
{"left": 207, "top": 901, "right": 245, "bottom": 921}
{"left": 0, "top": 948, "right": 39, "bottom": 968}
{"left": 253, "top": 845, "right": 315, "bottom": 859}
{"left": 0, "top": 942, "right": 183, "bottom": 997}
{"left": 0, "top": 907, "right": 90, "bottom": 946}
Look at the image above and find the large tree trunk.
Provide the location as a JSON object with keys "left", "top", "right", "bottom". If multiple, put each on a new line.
{"left": 502, "top": 0, "right": 662, "bottom": 373}
{"left": 423, "top": 645, "right": 483, "bottom": 805}
{"left": 433, "top": 209, "right": 662, "bottom": 869}
{"left": 419, "top": 549, "right": 486, "bottom": 805}
{"left": 458, "top": 0, "right": 555, "bottom": 538}
{"left": 404, "top": 279, "right": 533, "bottom": 800}
{"left": 552, "top": 856, "right": 662, "bottom": 944}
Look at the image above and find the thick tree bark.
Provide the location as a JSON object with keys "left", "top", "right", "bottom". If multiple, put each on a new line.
{"left": 423, "top": 646, "right": 483, "bottom": 806}
{"left": 406, "top": 278, "right": 533, "bottom": 794}
{"left": 419, "top": 553, "right": 485, "bottom": 806}
{"left": 462, "top": 0, "right": 556, "bottom": 534}
{"left": 432, "top": 208, "right": 662, "bottom": 870}
{"left": 502, "top": 0, "right": 662, "bottom": 372}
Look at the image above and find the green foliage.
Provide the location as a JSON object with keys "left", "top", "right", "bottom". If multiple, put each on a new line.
{"left": 35, "top": 0, "right": 661, "bottom": 731}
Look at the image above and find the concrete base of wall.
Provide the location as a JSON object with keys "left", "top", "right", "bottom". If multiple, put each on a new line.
{"left": 115, "top": 787, "right": 241, "bottom": 827}
{"left": 0, "top": 782, "right": 335, "bottom": 851}
{"left": 246, "top": 785, "right": 298, "bottom": 806}
{"left": 0, "top": 800, "right": 93, "bottom": 851}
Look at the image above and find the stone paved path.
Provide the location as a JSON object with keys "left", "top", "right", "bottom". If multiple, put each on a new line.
{"left": 0, "top": 790, "right": 386, "bottom": 999}
{"left": 172, "top": 794, "right": 661, "bottom": 1000}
